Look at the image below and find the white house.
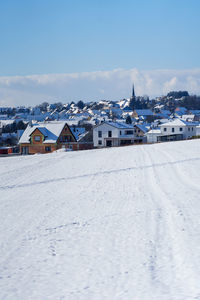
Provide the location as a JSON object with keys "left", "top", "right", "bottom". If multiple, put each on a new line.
{"left": 93, "top": 121, "right": 135, "bottom": 147}
{"left": 146, "top": 119, "right": 197, "bottom": 143}
{"left": 145, "top": 129, "right": 162, "bottom": 143}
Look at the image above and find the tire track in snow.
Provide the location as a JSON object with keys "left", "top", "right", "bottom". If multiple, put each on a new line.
{"left": 1, "top": 156, "right": 200, "bottom": 190}
{"left": 141, "top": 145, "right": 200, "bottom": 298}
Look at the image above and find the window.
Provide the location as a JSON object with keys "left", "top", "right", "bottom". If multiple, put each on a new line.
{"left": 172, "top": 128, "right": 174, "bottom": 132}
{"left": 120, "top": 130, "right": 122, "bottom": 135}
{"left": 34, "top": 135, "right": 40, "bottom": 141}
{"left": 98, "top": 140, "right": 102, "bottom": 145}
{"left": 125, "top": 130, "right": 133, "bottom": 135}
{"left": 164, "top": 128, "right": 167, "bottom": 132}
{"left": 67, "top": 135, "right": 72, "bottom": 142}
{"left": 98, "top": 131, "right": 102, "bottom": 138}
{"left": 180, "top": 127, "right": 183, "bottom": 131}
{"left": 60, "top": 135, "right": 72, "bottom": 142}
{"left": 192, "top": 127, "right": 193, "bottom": 131}
{"left": 108, "top": 131, "right": 112, "bottom": 137}
{"left": 188, "top": 127, "right": 190, "bottom": 131}
{"left": 45, "top": 146, "right": 51, "bottom": 152}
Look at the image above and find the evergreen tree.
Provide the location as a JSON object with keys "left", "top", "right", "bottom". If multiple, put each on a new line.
{"left": 77, "top": 100, "right": 85, "bottom": 109}
{"left": 126, "top": 115, "right": 132, "bottom": 124}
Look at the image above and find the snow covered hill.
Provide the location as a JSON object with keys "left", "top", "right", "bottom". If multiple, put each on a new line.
{"left": 1, "top": 140, "right": 200, "bottom": 300}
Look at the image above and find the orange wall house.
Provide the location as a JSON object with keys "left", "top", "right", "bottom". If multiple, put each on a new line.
{"left": 19, "top": 122, "right": 93, "bottom": 154}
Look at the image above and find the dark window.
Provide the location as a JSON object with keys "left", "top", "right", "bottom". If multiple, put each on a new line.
{"left": 192, "top": 127, "right": 193, "bottom": 131}
{"left": 120, "top": 130, "right": 122, "bottom": 135}
{"left": 60, "top": 135, "right": 72, "bottom": 142}
{"left": 188, "top": 127, "right": 190, "bottom": 131}
{"left": 98, "top": 140, "right": 102, "bottom": 145}
{"left": 180, "top": 127, "right": 183, "bottom": 131}
{"left": 98, "top": 131, "right": 102, "bottom": 138}
{"left": 45, "top": 146, "right": 51, "bottom": 152}
{"left": 164, "top": 128, "right": 167, "bottom": 132}
{"left": 67, "top": 135, "right": 72, "bottom": 142}
{"left": 172, "top": 128, "right": 174, "bottom": 132}
{"left": 108, "top": 131, "right": 112, "bottom": 137}
{"left": 125, "top": 130, "right": 133, "bottom": 135}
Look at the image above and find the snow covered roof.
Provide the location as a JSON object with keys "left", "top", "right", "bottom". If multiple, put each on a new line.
{"left": 123, "top": 106, "right": 132, "bottom": 112}
{"left": 175, "top": 107, "right": 187, "bottom": 113}
{"left": 70, "top": 127, "right": 86, "bottom": 141}
{"left": 160, "top": 118, "right": 197, "bottom": 127}
{"left": 190, "top": 110, "right": 200, "bottom": 115}
{"left": 19, "top": 121, "right": 66, "bottom": 144}
{"left": 146, "top": 129, "right": 162, "bottom": 134}
{"left": 135, "top": 124, "right": 150, "bottom": 133}
{"left": 101, "top": 121, "right": 134, "bottom": 129}
{"left": 135, "top": 109, "right": 153, "bottom": 116}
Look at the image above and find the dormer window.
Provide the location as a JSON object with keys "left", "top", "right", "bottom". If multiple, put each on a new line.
{"left": 34, "top": 135, "right": 40, "bottom": 141}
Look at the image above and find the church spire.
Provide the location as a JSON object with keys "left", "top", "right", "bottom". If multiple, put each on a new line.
{"left": 129, "top": 83, "right": 136, "bottom": 111}
{"left": 131, "top": 83, "right": 135, "bottom": 99}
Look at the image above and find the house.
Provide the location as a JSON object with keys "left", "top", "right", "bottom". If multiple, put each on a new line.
{"left": 145, "top": 129, "right": 162, "bottom": 143}
{"left": 159, "top": 119, "right": 197, "bottom": 140}
{"left": 174, "top": 107, "right": 188, "bottom": 117}
{"left": 146, "top": 119, "right": 197, "bottom": 143}
{"left": 133, "top": 109, "right": 154, "bottom": 122}
{"left": 19, "top": 121, "right": 93, "bottom": 154}
{"left": 0, "top": 146, "right": 13, "bottom": 155}
{"left": 93, "top": 121, "right": 135, "bottom": 148}
{"left": 155, "top": 109, "right": 171, "bottom": 119}
{"left": 134, "top": 124, "right": 150, "bottom": 143}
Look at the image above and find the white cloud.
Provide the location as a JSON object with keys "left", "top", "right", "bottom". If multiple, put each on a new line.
{"left": 0, "top": 68, "right": 200, "bottom": 106}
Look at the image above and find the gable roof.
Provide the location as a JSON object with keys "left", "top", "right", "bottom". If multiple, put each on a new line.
{"left": 95, "top": 121, "right": 134, "bottom": 130}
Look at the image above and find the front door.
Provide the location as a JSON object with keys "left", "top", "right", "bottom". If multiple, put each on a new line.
{"left": 22, "top": 146, "right": 29, "bottom": 154}
{"left": 106, "top": 140, "right": 112, "bottom": 147}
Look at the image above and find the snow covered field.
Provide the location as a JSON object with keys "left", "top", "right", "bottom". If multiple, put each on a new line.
{"left": 0, "top": 140, "right": 200, "bottom": 300}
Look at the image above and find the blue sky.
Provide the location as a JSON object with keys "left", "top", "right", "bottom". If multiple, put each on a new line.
{"left": 1, "top": 0, "right": 200, "bottom": 75}
{"left": 0, "top": 0, "right": 200, "bottom": 105}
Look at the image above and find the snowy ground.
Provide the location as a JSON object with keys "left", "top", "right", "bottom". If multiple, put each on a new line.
{"left": 0, "top": 140, "right": 200, "bottom": 300}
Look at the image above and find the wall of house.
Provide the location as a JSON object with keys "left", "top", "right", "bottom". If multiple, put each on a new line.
{"left": 56, "top": 124, "right": 78, "bottom": 151}
{"left": 196, "top": 126, "right": 200, "bottom": 136}
{"left": 134, "top": 127, "right": 145, "bottom": 137}
{"left": 184, "top": 125, "right": 196, "bottom": 139}
{"left": 58, "top": 124, "right": 76, "bottom": 144}
{"left": 78, "top": 143, "right": 94, "bottom": 150}
{"left": 160, "top": 125, "right": 196, "bottom": 139}
{"left": 20, "top": 143, "right": 57, "bottom": 154}
{"left": 31, "top": 129, "right": 44, "bottom": 144}
{"left": 146, "top": 132, "right": 160, "bottom": 143}
{"left": 0, "top": 147, "right": 12, "bottom": 154}
{"left": 93, "top": 123, "right": 120, "bottom": 147}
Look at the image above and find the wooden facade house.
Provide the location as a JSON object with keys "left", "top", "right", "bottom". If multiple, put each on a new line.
{"left": 19, "top": 121, "right": 93, "bottom": 154}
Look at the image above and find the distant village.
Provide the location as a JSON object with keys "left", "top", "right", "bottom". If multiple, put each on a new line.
{"left": 1, "top": 86, "right": 200, "bottom": 155}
